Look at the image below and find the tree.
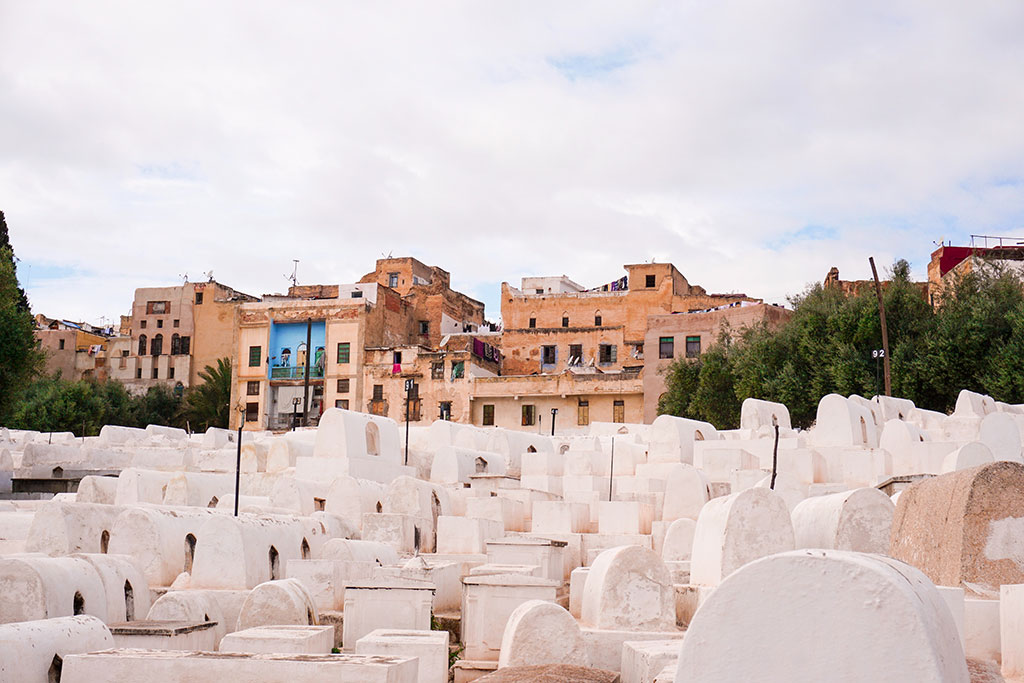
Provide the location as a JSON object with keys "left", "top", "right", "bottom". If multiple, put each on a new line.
{"left": 133, "top": 384, "right": 183, "bottom": 429}
{"left": 0, "top": 211, "right": 30, "bottom": 313}
{"left": 656, "top": 258, "right": 1023, "bottom": 429}
{"left": 180, "top": 358, "right": 232, "bottom": 430}
{"left": 0, "top": 212, "right": 43, "bottom": 422}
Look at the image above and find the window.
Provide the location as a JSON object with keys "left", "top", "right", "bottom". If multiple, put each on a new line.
{"left": 171, "top": 334, "right": 181, "bottom": 355}
{"left": 528, "top": 317, "right": 536, "bottom": 329}
{"left": 247, "top": 381, "right": 260, "bottom": 396}
{"left": 151, "top": 334, "right": 163, "bottom": 357}
{"left": 535, "top": 288, "right": 544, "bottom": 294}
{"left": 431, "top": 362, "right": 444, "bottom": 380}
{"left": 561, "top": 314, "right": 569, "bottom": 328}
{"left": 599, "top": 343, "right": 617, "bottom": 365}
{"left": 645, "top": 274, "right": 656, "bottom": 288}
{"left": 542, "top": 345, "right": 556, "bottom": 365}
{"left": 180, "top": 336, "right": 190, "bottom": 354}
{"left": 569, "top": 344, "right": 582, "bottom": 365}
{"left": 122, "top": 350, "right": 129, "bottom": 357}
{"left": 146, "top": 301, "right": 169, "bottom": 314}
{"left": 372, "top": 384, "right": 384, "bottom": 401}
{"left": 419, "top": 320, "right": 429, "bottom": 335}
{"left": 406, "top": 397, "right": 422, "bottom": 421}
{"left": 136, "top": 368, "right": 142, "bottom": 379}
{"left": 595, "top": 314, "right": 602, "bottom": 326}
{"left": 156, "top": 319, "right": 163, "bottom": 329}
{"left": 195, "top": 292, "right": 204, "bottom": 305}
{"left": 173, "top": 319, "right": 179, "bottom": 328}
{"left": 483, "top": 404, "right": 495, "bottom": 426}
{"left": 337, "top": 378, "right": 350, "bottom": 393}
{"left": 613, "top": 399, "right": 625, "bottom": 423}
{"left": 58, "top": 339, "right": 65, "bottom": 350}
{"left": 522, "top": 404, "right": 536, "bottom": 426}
{"left": 245, "top": 402, "right": 259, "bottom": 422}
{"left": 659, "top": 336, "right": 675, "bottom": 359}
{"left": 393, "top": 351, "right": 402, "bottom": 365}
{"left": 248, "top": 346, "right": 261, "bottom": 367}
{"left": 686, "top": 336, "right": 701, "bottom": 358}
{"left": 152, "top": 367, "right": 159, "bottom": 379}
{"left": 350, "top": 290, "right": 363, "bottom": 298}
{"left": 335, "top": 399, "right": 349, "bottom": 409}
{"left": 439, "top": 401, "right": 452, "bottom": 420}
{"left": 578, "top": 400, "right": 590, "bottom": 426}
{"left": 388, "top": 272, "right": 399, "bottom": 288}
{"left": 337, "top": 342, "right": 351, "bottom": 364}
{"left": 138, "top": 334, "right": 147, "bottom": 355}
{"left": 168, "top": 366, "right": 175, "bottom": 379}
{"left": 450, "top": 361, "right": 464, "bottom": 380}
{"left": 140, "top": 320, "right": 147, "bottom": 329}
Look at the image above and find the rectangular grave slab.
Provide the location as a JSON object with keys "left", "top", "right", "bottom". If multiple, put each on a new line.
{"left": 219, "top": 625, "right": 335, "bottom": 655}
{"left": 61, "top": 650, "right": 418, "bottom": 683}
{"left": 109, "top": 620, "right": 218, "bottom": 652}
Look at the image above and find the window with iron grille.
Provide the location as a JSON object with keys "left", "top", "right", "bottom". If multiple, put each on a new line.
{"left": 337, "top": 342, "right": 351, "bottom": 364}
{"left": 248, "top": 346, "right": 261, "bottom": 367}
{"left": 337, "top": 378, "right": 350, "bottom": 393}
{"left": 613, "top": 399, "right": 625, "bottom": 423}
{"left": 522, "top": 404, "right": 536, "bottom": 426}
{"left": 247, "top": 381, "right": 260, "bottom": 396}
{"left": 482, "top": 404, "right": 495, "bottom": 426}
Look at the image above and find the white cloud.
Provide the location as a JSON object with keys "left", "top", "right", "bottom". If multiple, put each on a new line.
{"left": 2, "top": 0, "right": 1023, "bottom": 322}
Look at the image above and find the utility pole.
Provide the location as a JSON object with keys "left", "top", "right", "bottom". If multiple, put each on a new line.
{"left": 868, "top": 257, "right": 892, "bottom": 396}
{"left": 301, "top": 318, "right": 312, "bottom": 426}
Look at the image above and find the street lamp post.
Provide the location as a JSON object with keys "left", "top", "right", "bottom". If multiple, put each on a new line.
{"left": 292, "top": 396, "right": 301, "bottom": 431}
{"left": 550, "top": 408, "right": 557, "bottom": 436}
{"left": 234, "top": 403, "right": 245, "bottom": 517}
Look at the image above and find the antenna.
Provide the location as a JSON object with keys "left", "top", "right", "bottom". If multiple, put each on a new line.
{"left": 285, "top": 260, "right": 299, "bottom": 288}
{"left": 203, "top": 270, "right": 214, "bottom": 282}
{"left": 179, "top": 272, "right": 189, "bottom": 284}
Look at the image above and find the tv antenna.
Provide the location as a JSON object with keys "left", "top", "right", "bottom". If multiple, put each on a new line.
{"left": 179, "top": 272, "right": 189, "bottom": 284}
{"left": 203, "top": 270, "right": 214, "bottom": 282}
{"left": 286, "top": 260, "right": 299, "bottom": 287}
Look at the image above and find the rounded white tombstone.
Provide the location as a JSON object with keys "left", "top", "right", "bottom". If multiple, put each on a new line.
{"left": 941, "top": 441, "right": 994, "bottom": 473}
{"left": 954, "top": 390, "right": 995, "bottom": 418}
{"left": 0, "top": 556, "right": 106, "bottom": 624}
{"left": 580, "top": 545, "right": 675, "bottom": 631}
{"left": 690, "top": 487, "right": 795, "bottom": 587}
{"left": 325, "top": 475, "right": 386, "bottom": 529}
{"left": 73, "top": 553, "right": 151, "bottom": 623}
{"left": 790, "top": 487, "right": 895, "bottom": 554}
{"left": 740, "top": 398, "right": 792, "bottom": 431}
{"left": 979, "top": 412, "right": 1024, "bottom": 464}
{"left": 662, "top": 518, "right": 697, "bottom": 562}
{"left": 675, "top": 550, "right": 968, "bottom": 682}
{"left": 498, "top": 599, "right": 587, "bottom": 668}
{"left": 661, "top": 464, "right": 710, "bottom": 522}
{"left": 649, "top": 415, "right": 718, "bottom": 465}
{"left": 236, "top": 578, "right": 318, "bottom": 630}
{"left": 0, "top": 615, "right": 113, "bottom": 681}
{"left": 810, "top": 394, "right": 878, "bottom": 448}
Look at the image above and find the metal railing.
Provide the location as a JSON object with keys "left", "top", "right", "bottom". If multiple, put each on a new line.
{"left": 269, "top": 366, "right": 325, "bottom": 380}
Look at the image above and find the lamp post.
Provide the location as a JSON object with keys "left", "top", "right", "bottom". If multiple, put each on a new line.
{"left": 292, "top": 396, "right": 301, "bottom": 431}
{"left": 234, "top": 403, "right": 245, "bottom": 516}
{"left": 404, "top": 379, "right": 413, "bottom": 466}
{"left": 550, "top": 408, "right": 557, "bottom": 436}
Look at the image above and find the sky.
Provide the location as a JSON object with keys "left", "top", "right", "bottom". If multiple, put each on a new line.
{"left": 2, "top": 1, "right": 1024, "bottom": 325}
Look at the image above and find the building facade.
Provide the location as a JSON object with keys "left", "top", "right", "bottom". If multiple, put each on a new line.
{"left": 111, "top": 281, "right": 257, "bottom": 395}
{"left": 642, "top": 302, "right": 793, "bottom": 422}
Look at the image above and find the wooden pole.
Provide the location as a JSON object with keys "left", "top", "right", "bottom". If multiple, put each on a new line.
{"left": 868, "top": 257, "right": 892, "bottom": 396}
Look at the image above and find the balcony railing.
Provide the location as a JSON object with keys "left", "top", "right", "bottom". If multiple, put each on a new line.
{"left": 270, "top": 365, "right": 325, "bottom": 380}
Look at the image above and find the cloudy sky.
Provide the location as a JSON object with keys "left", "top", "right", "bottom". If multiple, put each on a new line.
{"left": 2, "top": 1, "right": 1023, "bottom": 324}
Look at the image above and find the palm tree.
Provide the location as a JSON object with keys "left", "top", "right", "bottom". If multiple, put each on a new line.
{"left": 180, "top": 357, "right": 231, "bottom": 430}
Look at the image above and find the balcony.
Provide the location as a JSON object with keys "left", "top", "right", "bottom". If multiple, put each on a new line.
{"left": 270, "top": 365, "right": 324, "bottom": 380}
